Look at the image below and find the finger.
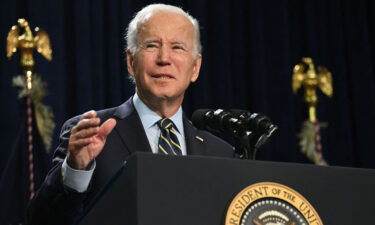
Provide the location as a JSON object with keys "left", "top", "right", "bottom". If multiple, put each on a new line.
{"left": 70, "top": 138, "right": 93, "bottom": 150}
{"left": 99, "top": 118, "right": 117, "bottom": 137}
{"left": 71, "top": 118, "right": 101, "bottom": 134}
{"left": 77, "top": 118, "right": 101, "bottom": 130}
{"left": 80, "top": 110, "right": 97, "bottom": 120}
{"left": 73, "top": 127, "right": 99, "bottom": 140}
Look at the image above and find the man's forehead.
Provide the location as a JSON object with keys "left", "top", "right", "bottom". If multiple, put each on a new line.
{"left": 147, "top": 11, "right": 192, "bottom": 24}
{"left": 139, "top": 12, "right": 194, "bottom": 33}
{"left": 138, "top": 14, "right": 194, "bottom": 43}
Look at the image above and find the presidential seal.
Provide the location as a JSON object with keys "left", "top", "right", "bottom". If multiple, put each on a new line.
{"left": 225, "top": 182, "right": 323, "bottom": 225}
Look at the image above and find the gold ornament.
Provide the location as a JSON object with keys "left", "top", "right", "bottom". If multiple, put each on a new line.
{"left": 292, "top": 57, "right": 332, "bottom": 122}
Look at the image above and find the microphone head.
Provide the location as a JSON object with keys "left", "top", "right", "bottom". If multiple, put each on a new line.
{"left": 231, "top": 109, "right": 277, "bottom": 136}
{"left": 192, "top": 109, "right": 242, "bottom": 135}
{"left": 191, "top": 109, "right": 212, "bottom": 130}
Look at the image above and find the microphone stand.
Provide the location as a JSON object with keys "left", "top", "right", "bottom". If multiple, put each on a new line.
{"left": 234, "top": 131, "right": 255, "bottom": 159}
{"left": 230, "top": 111, "right": 278, "bottom": 159}
{"left": 234, "top": 128, "right": 277, "bottom": 160}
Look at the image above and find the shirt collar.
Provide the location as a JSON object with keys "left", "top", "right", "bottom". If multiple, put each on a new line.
{"left": 132, "top": 93, "right": 184, "bottom": 135}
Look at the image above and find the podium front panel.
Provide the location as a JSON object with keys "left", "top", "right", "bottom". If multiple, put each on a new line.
{"left": 79, "top": 153, "right": 375, "bottom": 225}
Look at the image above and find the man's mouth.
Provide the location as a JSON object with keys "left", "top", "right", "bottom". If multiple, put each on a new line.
{"left": 152, "top": 73, "right": 174, "bottom": 79}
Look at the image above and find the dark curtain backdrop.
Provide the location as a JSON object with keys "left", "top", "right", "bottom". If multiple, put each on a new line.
{"left": 1, "top": 0, "right": 375, "bottom": 171}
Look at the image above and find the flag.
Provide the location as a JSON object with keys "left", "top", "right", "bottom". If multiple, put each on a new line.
{"left": 298, "top": 120, "right": 328, "bottom": 165}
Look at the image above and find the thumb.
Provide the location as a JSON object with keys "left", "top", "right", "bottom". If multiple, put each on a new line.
{"left": 99, "top": 118, "right": 117, "bottom": 137}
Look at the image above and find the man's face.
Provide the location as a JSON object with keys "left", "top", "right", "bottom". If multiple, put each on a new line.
{"left": 127, "top": 12, "right": 202, "bottom": 105}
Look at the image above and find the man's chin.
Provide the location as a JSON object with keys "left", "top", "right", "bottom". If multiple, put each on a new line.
{"left": 137, "top": 88, "right": 184, "bottom": 102}
{"left": 149, "top": 92, "right": 183, "bottom": 102}
{"left": 154, "top": 94, "right": 179, "bottom": 101}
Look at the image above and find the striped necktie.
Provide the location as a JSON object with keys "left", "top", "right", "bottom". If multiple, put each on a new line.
{"left": 157, "top": 118, "right": 182, "bottom": 155}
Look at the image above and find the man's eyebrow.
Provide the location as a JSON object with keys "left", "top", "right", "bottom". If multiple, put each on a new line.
{"left": 172, "top": 41, "right": 187, "bottom": 46}
{"left": 142, "top": 39, "right": 188, "bottom": 47}
{"left": 143, "top": 39, "right": 160, "bottom": 44}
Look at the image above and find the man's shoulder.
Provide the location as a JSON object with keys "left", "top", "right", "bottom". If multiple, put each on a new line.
{"left": 184, "top": 118, "right": 234, "bottom": 157}
{"left": 197, "top": 128, "right": 233, "bottom": 148}
{"left": 196, "top": 128, "right": 234, "bottom": 157}
{"left": 62, "top": 107, "right": 117, "bottom": 127}
{"left": 62, "top": 98, "right": 134, "bottom": 129}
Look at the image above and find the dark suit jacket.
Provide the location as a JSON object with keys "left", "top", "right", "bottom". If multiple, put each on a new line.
{"left": 27, "top": 97, "right": 234, "bottom": 225}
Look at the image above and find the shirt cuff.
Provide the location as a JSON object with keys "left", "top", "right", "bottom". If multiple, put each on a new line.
{"left": 61, "top": 157, "right": 96, "bottom": 193}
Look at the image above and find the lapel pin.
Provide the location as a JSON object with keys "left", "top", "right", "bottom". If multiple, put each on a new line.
{"left": 195, "top": 136, "right": 204, "bottom": 142}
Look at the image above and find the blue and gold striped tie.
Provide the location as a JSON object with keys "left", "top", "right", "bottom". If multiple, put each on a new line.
{"left": 157, "top": 118, "right": 182, "bottom": 155}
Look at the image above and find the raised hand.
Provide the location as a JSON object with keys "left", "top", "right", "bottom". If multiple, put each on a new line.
{"left": 67, "top": 110, "right": 117, "bottom": 170}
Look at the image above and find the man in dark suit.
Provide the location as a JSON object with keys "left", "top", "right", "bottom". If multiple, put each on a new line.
{"left": 28, "top": 3, "right": 233, "bottom": 225}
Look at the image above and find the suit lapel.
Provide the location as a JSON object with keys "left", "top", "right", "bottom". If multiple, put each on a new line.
{"left": 183, "top": 116, "right": 205, "bottom": 155}
{"left": 113, "top": 97, "right": 152, "bottom": 154}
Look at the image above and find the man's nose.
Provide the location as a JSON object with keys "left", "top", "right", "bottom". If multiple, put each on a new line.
{"left": 156, "top": 46, "right": 171, "bottom": 66}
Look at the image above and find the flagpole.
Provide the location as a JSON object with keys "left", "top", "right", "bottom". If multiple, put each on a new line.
{"left": 25, "top": 69, "right": 35, "bottom": 199}
{"left": 27, "top": 94, "right": 36, "bottom": 199}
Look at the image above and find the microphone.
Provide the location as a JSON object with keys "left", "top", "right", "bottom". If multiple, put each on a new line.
{"left": 192, "top": 109, "right": 278, "bottom": 159}
{"left": 230, "top": 109, "right": 278, "bottom": 138}
{"left": 191, "top": 109, "right": 245, "bottom": 136}
{"left": 192, "top": 109, "right": 277, "bottom": 138}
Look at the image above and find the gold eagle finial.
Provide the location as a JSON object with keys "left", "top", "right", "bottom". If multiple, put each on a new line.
{"left": 292, "top": 57, "right": 333, "bottom": 122}
{"left": 6, "top": 18, "right": 52, "bottom": 69}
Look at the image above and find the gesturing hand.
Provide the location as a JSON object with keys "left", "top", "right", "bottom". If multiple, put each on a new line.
{"left": 67, "top": 110, "right": 117, "bottom": 170}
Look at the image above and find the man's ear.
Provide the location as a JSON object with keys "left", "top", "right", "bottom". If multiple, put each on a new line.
{"left": 126, "top": 49, "right": 135, "bottom": 77}
{"left": 191, "top": 54, "right": 202, "bottom": 83}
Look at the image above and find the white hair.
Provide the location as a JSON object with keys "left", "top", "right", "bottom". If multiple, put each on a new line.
{"left": 126, "top": 3, "right": 202, "bottom": 57}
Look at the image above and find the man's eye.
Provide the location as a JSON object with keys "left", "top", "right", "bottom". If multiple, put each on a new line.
{"left": 172, "top": 45, "right": 185, "bottom": 51}
{"left": 146, "top": 44, "right": 158, "bottom": 48}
